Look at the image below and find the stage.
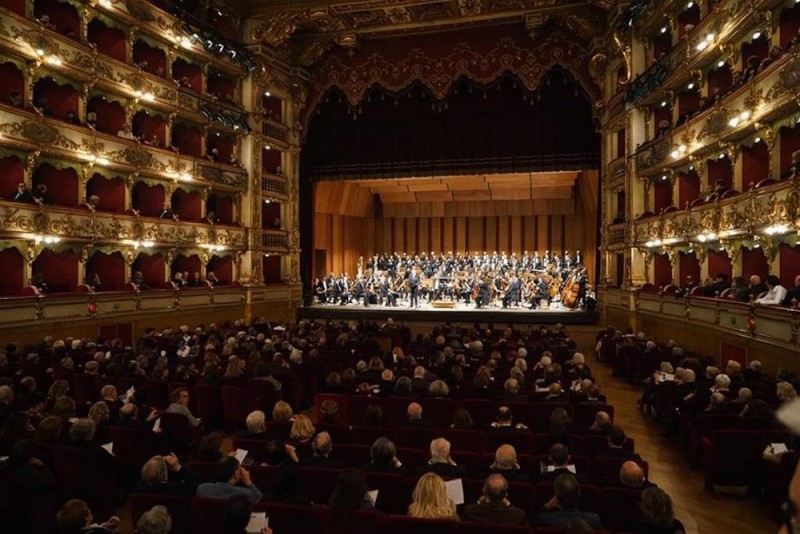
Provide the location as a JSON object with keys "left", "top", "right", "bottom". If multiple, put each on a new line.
{"left": 297, "top": 301, "right": 598, "bottom": 325}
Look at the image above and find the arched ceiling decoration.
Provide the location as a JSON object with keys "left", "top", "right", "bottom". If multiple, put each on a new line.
{"left": 302, "top": 24, "right": 602, "bottom": 129}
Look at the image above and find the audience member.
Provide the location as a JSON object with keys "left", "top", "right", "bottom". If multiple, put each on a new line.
{"left": 196, "top": 456, "right": 263, "bottom": 503}
{"left": 533, "top": 474, "right": 602, "bottom": 528}
{"left": 408, "top": 472, "right": 458, "bottom": 520}
{"left": 463, "top": 473, "right": 528, "bottom": 525}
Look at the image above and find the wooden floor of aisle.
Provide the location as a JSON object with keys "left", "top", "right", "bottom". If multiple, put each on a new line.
{"left": 592, "top": 359, "right": 778, "bottom": 534}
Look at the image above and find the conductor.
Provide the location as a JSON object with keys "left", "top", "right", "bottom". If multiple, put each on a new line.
{"left": 407, "top": 267, "right": 420, "bottom": 308}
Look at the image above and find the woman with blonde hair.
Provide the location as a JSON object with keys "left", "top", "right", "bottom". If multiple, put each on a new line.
{"left": 290, "top": 414, "right": 315, "bottom": 443}
{"left": 272, "top": 400, "right": 294, "bottom": 422}
{"left": 408, "top": 472, "right": 458, "bottom": 520}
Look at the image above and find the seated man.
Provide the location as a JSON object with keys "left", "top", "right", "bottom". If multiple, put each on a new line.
{"left": 300, "top": 431, "right": 343, "bottom": 468}
{"left": 619, "top": 460, "right": 656, "bottom": 490}
{"left": 586, "top": 411, "right": 612, "bottom": 435}
{"left": 533, "top": 474, "right": 603, "bottom": 529}
{"left": 206, "top": 271, "right": 220, "bottom": 286}
{"left": 782, "top": 274, "right": 800, "bottom": 307}
{"left": 133, "top": 454, "right": 199, "bottom": 496}
{"left": 539, "top": 443, "right": 585, "bottom": 482}
{"left": 401, "top": 402, "right": 435, "bottom": 429}
{"left": 495, "top": 378, "right": 530, "bottom": 402}
{"left": 196, "top": 456, "right": 263, "bottom": 503}
{"left": 754, "top": 275, "right": 788, "bottom": 306}
{"left": 55, "top": 499, "right": 120, "bottom": 534}
{"left": 13, "top": 182, "right": 33, "bottom": 203}
{"left": 488, "top": 444, "right": 529, "bottom": 482}
{"left": 594, "top": 426, "right": 640, "bottom": 460}
{"left": 489, "top": 406, "right": 529, "bottom": 432}
{"left": 463, "top": 473, "right": 528, "bottom": 525}
{"left": 415, "top": 437, "right": 467, "bottom": 478}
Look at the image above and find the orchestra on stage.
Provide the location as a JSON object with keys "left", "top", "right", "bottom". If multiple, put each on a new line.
{"left": 313, "top": 250, "right": 595, "bottom": 311}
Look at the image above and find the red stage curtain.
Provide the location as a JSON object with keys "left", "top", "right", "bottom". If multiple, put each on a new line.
{"left": 780, "top": 125, "right": 800, "bottom": 177}
{"left": 171, "top": 188, "right": 201, "bottom": 221}
{"left": 653, "top": 253, "right": 672, "bottom": 288}
{"left": 86, "top": 174, "right": 125, "bottom": 212}
{"left": 742, "top": 142, "right": 770, "bottom": 185}
{"left": 133, "top": 253, "right": 165, "bottom": 288}
{"left": 87, "top": 96, "right": 126, "bottom": 135}
{"left": 33, "top": 77, "right": 79, "bottom": 121}
{"left": 33, "top": 163, "right": 79, "bottom": 207}
{"left": 0, "top": 62, "right": 24, "bottom": 105}
{"left": 87, "top": 19, "right": 126, "bottom": 62}
{"left": 33, "top": 0, "right": 80, "bottom": 40}
{"left": 679, "top": 252, "right": 701, "bottom": 285}
{"left": 0, "top": 155, "right": 24, "bottom": 199}
{"left": 707, "top": 250, "right": 732, "bottom": 281}
{"left": 780, "top": 243, "right": 800, "bottom": 289}
{"left": 171, "top": 123, "right": 202, "bottom": 157}
{"left": 87, "top": 251, "right": 124, "bottom": 290}
{"left": 208, "top": 255, "right": 232, "bottom": 284}
{"left": 132, "top": 40, "right": 167, "bottom": 77}
{"left": 678, "top": 170, "right": 701, "bottom": 207}
{"left": 207, "top": 194, "right": 233, "bottom": 224}
{"left": 0, "top": 248, "right": 24, "bottom": 296}
{"left": 132, "top": 181, "right": 165, "bottom": 217}
{"left": 263, "top": 255, "right": 282, "bottom": 283}
{"left": 171, "top": 255, "right": 201, "bottom": 278}
{"left": 742, "top": 248, "right": 769, "bottom": 281}
{"left": 33, "top": 249, "right": 78, "bottom": 292}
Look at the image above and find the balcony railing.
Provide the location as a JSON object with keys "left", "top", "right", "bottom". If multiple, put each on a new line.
{"left": 262, "top": 119, "right": 289, "bottom": 144}
{"left": 608, "top": 224, "right": 627, "bottom": 246}
{"left": 262, "top": 230, "right": 288, "bottom": 250}
{"left": 262, "top": 175, "right": 288, "bottom": 196}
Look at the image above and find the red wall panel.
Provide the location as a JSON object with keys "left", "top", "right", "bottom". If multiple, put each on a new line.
{"left": 0, "top": 0, "right": 25, "bottom": 16}
{"left": 172, "top": 124, "right": 202, "bottom": 157}
{"left": 707, "top": 250, "right": 732, "bottom": 281}
{"left": 208, "top": 194, "right": 234, "bottom": 224}
{"left": 0, "top": 155, "right": 24, "bottom": 199}
{"left": 33, "top": 249, "right": 78, "bottom": 292}
{"left": 653, "top": 253, "right": 673, "bottom": 287}
{"left": 678, "top": 171, "right": 701, "bottom": 207}
{"left": 133, "top": 253, "right": 165, "bottom": 288}
{"left": 132, "top": 41, "right": 167, "bottom": 77}
{"left": 781, "top": 126, "right": 800, "bottom": 177}
{"left": 0, "top": 248, "right": 24, "bottom": 295}
{"left": 87, "top": 251, "right": 125, "bottom": 290}
{"left": 87, "top": 20, "right": 126, "bottom": 62}
{"left": 87, "top": 97, "right": 126, "bottom": 135}
{"left": 33, "top": 78, "right": 79, "bottom": 121}
{"left": 263, "top": 255, "right": 282, "bottom": 283}
{"left": 679, "top": 252, "right": 701, "bottom": 285}
{"left": 133, "top": 111, "right": 166, "bottom": 146}
{"left": 780, "top": 243, "right": 800, "bottom": 289}
{"left": 780, "top": 6, "right": 800, "bottom": 49}
{"left": 172, "top": 59, "right": 202, "bottom": 91}
{"left": 172, "top": 188, "right": 202, "bottom": 221}
{"left": 653, "top": 180, "right": 673, "bottom": 213}
{"left": 34, "top": 0, "right": 80, "bottom": 40}
{"left": 742, "top": 247, "right": 769, "bottom": 281}
{"left": 707, "top": 158, "right": 733, "bottom": 188}
{"left": 741, "top": 141, "right": 770, "bottom": 186}
{"left": 132, "top": 182, "right": 165, "bottom": 217}
{"left": 33, "top": 164, "right": 79, "bottom": 207}
{"left": 171, "top": 254, "right": 201, "bottom": 278}
{"left": 87, "top": 174, "right": 125, "bottom": 212}
{"left": 208, "top": 255, "right": 233, "bottom": 284}
{"left": 0, "top": 62, "right": 24, "bottom": 104}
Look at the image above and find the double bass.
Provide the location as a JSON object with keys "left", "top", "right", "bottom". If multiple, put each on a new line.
{"left": 560, "top": 269, "right": 582, "bottom": 309}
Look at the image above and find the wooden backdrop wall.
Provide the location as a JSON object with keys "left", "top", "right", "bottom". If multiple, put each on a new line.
{"left": 314, "top": 171, "right": 599, "bottom": 280}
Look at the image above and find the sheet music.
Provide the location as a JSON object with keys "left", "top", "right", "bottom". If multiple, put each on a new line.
{"left": 367, "top": 490, "right": 379, "bottom": 504}
{"left": 445, "top": 478, "right": 464, "bottom": 505}
{"left": 234, "top": 448, "right": 248, "bottom": 464}
{"left": 101, "top": 442, "right": 114, "bottom": 455}
{"left": 246, "top": 512, "right": 268, "bottom": 533}
{"left": 152, "top": 418, "right": 161, "bottom": 432}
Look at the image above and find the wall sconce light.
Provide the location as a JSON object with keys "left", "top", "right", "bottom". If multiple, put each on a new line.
{"left": 671, "top": 144, "right": 687, "bottom": 159}
{"left": 696, "top": 33, "right": 714, "bottom": 51}
{"left": 33, "top": 235, "right": 61, "bottom": 245}
{"left": 645, "top": 239, "right": 662, "bottom": 247}
{"left": 696, "top": 231, "right": 717, "bottom": 242}
{"left": 763, "top": 224, "right": 790, "bottom": 236}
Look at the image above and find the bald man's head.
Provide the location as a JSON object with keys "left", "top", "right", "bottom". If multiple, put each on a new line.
{"left": 494, "top": 444, "right": 518, "bottom": 470}
{"left": 594, "top": 411, "right": 611, "bottom": 428}
{"left": 483, "top": 473, "right": 509, "bottom": 502}
{"left": 549, "top": 383, "right": 562, "bottom": 396}
{"left": 619, "top": 461, "right": 645, "bottom": 488}
{"left": 407, "top": 402, "right": 423, "bottom": 420}
{"left": 313, "top": 431, "right": 332, "bottom": 456}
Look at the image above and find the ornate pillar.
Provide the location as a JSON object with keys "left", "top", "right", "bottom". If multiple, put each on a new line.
{"left": 126, "top": 27, "right": 137, "bottom": 65}
{"left": 125, "top": 173, "right": 137, "bottom": 211}
{"left": 201, "top": 64, "right": 209, "bottom": 96}
{"left": 80, "top": 7, "right": 90, "bottom": 45}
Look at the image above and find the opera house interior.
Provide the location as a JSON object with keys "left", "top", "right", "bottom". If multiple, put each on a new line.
{"left": 1, "top": 0, "right": 800, "bottom": 532}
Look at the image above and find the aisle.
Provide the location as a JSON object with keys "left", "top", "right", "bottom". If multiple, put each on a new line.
{"left": 592, "top": 359, "right": 778, "bottom": 534}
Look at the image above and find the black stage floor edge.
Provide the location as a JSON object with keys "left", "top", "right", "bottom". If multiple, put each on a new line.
{"left": 297, "top": 303, "right": 599, "bottom": 325}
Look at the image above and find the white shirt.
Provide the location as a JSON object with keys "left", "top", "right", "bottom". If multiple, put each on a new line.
{"left": 755, "top": 285, "right": 788, "bottom": 305}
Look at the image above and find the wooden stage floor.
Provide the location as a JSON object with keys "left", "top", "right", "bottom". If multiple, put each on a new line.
{"left": 298, "top": 301, "right": 598, "bottom": 325}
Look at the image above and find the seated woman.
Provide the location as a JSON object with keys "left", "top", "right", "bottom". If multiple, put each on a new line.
{"left": 408, "top": 472, "right": 459, "bottom": 520}
{"left": 633, "top": 487, "right": 685, "bottom": 533}
{"left": 329, "top": 469, "right": 374, "bottom": 511}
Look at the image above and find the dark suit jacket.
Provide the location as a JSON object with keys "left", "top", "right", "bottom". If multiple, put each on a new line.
{"left": 487, "top": 467, "right": 530, "bottom": 482}
{"left": 300, "top": 456, "right": 344, "bottom": 469}
{"left": 538, "top": 466, "right": 586, "bottom": 483}
{"left": 401, "top": 418, "right": 436, "bottom": 429}
{"left": 534, "top": 508, "right": 603, "bottom": 529}
{"left": 494, "top": 392, "right": 531, "bottom": 403}
{"left": 415, "top": 462, "right": 468, "bottom": 478}
{"left": 131, "top": 466, "right": 200, "bottom": 496}
{"left": 463, "top": 501, "right": 529, "bottom": 525}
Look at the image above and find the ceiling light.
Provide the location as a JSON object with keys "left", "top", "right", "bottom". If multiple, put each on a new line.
{"left": 96, "top": 157, "right": 110, "bottom": 166}
{"left": 717, "top": 60, "right": 726, "bottom": 68}
{"left": 696, "top": 232, "right": 717, "bottom": 243}
{"left": 45, "top": 56, "right": 62, "bottom": 66}
{"left": 754, "top": 137, "right": 762, "bottom": 143}
{"left": 661, "top": 175, "right": 668, "bottom": 181}
{"left": 696, "top": 41, "right": 708, "bottom": 51}
{"left": 179, "top": 172, "right": 192, "bottom": 181}
{"left": 660, "top": 100, "right": 668, "bottom": 108}
{"left": 660, "top": 26, "right": 668, "bottom": 34}
{"left": 689, "top": 166, "right": 695, "bottom": 171}
{"left": 264, "top": 91, "right": 271, "bottom": 97}
{"left": 264, "top": 199, "right": 271, "bottom": 204}
{"left": 264, "top": 145, "right": 271, "bottom": 150}
{"left": 752, "top": 31, "right": 762, "bottom": 40}
{"left": 35, "top": 48, "right": 45, "bottom": 56}
{"left": 687, "top": 82, "right": 695, "bottom": 90}
{"left": 99, "top": 0, "right": 112, "bottom": 7}
{"left": 687, "top": 1, "right": 694, "bottom": 7}
{"left": 718, "top": 152, "right": 726, "bottom": 159}
{"left": 728, "top": 117, "right": 740, "bottom": 127}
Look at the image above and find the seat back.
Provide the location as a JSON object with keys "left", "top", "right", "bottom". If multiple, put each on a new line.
{"left": 351, "top": 426, "right": 392, "bottom": 446}
{"left": 233, "top": 438, "right": 267, "bottom": 462}
{"left": 457, "top": 400, "right": 495, "bottom": 428}
{"left": 385, "top": 514, "right": 460, "bottom": 534}
{"left": 590, "top": 457, "right": 648, "bottom": 486}
{"left": 299, "top": 467, "right": 341, "bottom": 506}
{"left": 529, "top": 403, "right": 573, "bottom": 433}
{"left": 144, "top": 380, "right": 170, "bottom": 410}
{"left": 333, "top": 444, "right": 371, "bottom": 467}
{"left": 441, "top": 429, "right": 487, "bottom": 454}
{"left": 322, "top": 509, "right": 388, "bottom": 534}
{"left": 159, "top": 411, "right": 192, "bottom": 442}
{"left": 486, "top": 432, "right": 535, "bottom": 455}
{"left": 394, "top": 427, "right": 438, "bottom": 450}
{"left": 363, "top": 472, "right": 413, "bottom": 514}
{"left": 385, "top": 396, "right": 414, "bottom": 427}
{"left": 221, "top": 386, "right": 249, "bottom": 426}
{"left": 598, "top": 487, "right": 643, "bottom": 531}
{"left": 706, "top": 429, "right": 766, "bottom": 485}
{"left": 73, "top": 373, "right": 98, "bottom": 405}
{"left": 193, "top": 384, "right": 223, "bottom": 424}
{"left": 349, "top": 396, "right": 385, "bottom": 426}
{"left": 419, "top": 398, "right": 455, "bottom": 428}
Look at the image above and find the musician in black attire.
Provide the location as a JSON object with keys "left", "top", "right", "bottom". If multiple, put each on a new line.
{"left": 314, "top": 278, "right": 327, "bottom": 303}
{"left": 407, "top": 268, "right": 420, "bottom": 308}
{"left": 475, "top": 280, "right": 491, "bottom": 309}
{"left": 502, "top": 274, "right": 521, "bottom": 309}
{"left": 576, "top": 268, "right": 588, "bottom": 310}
